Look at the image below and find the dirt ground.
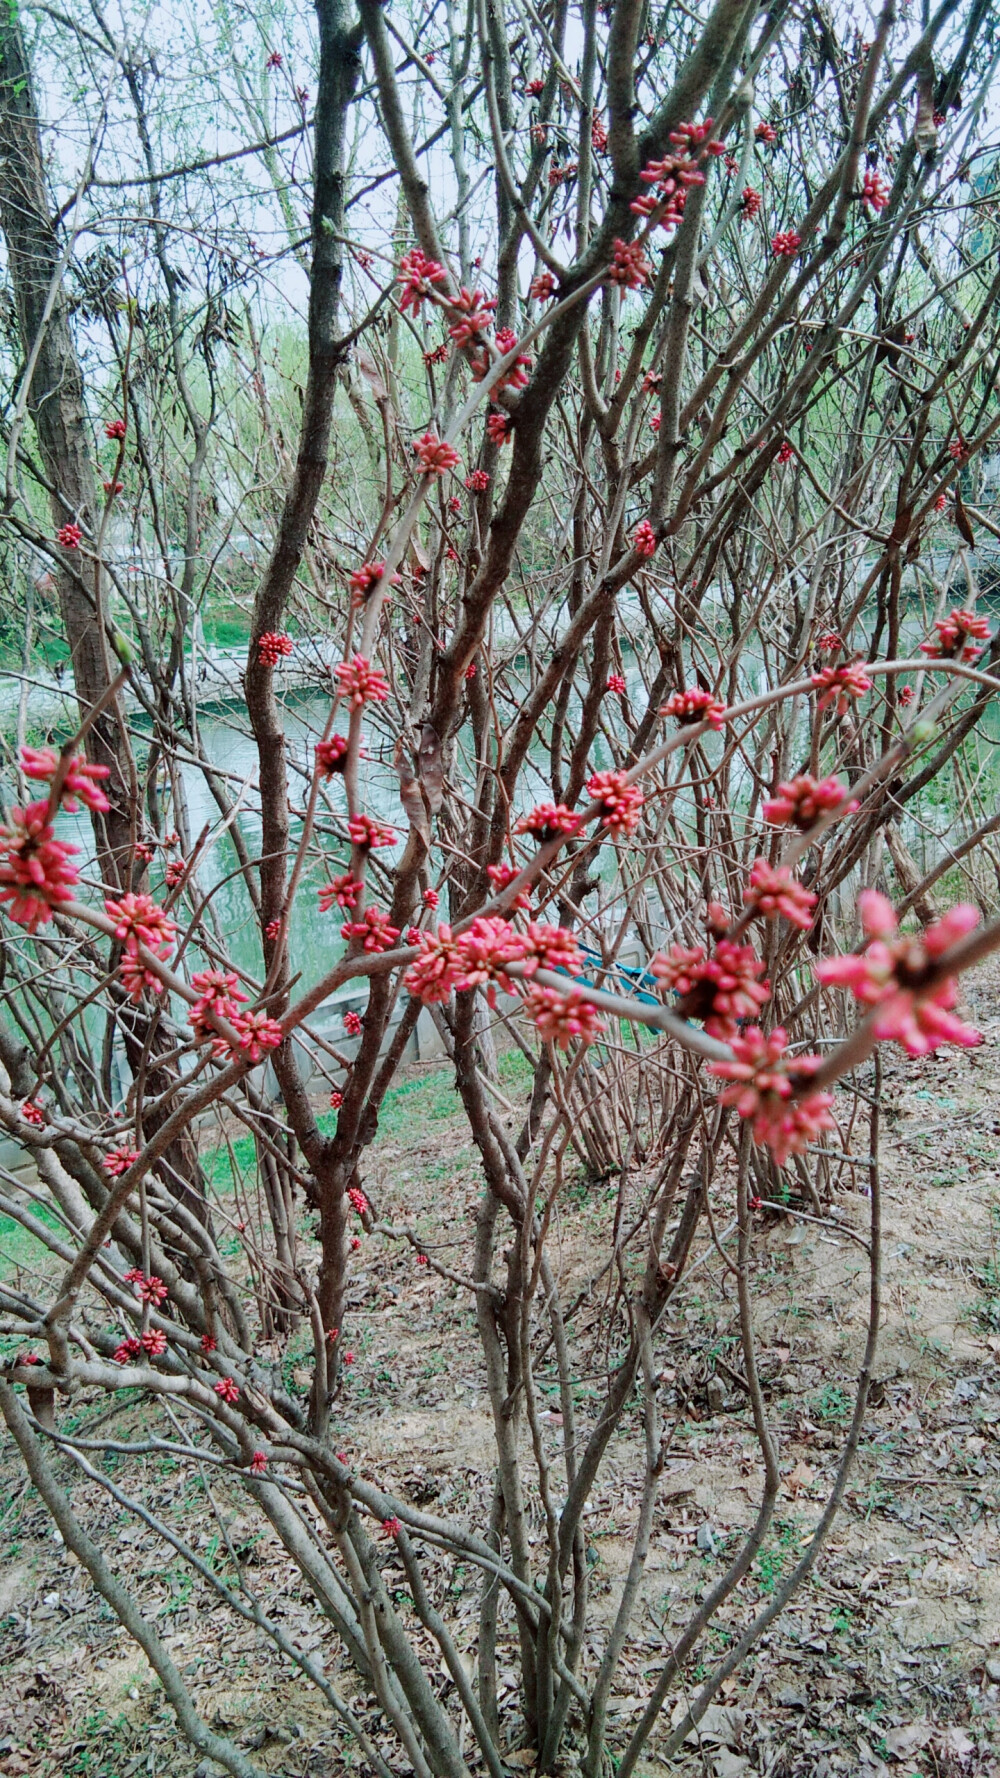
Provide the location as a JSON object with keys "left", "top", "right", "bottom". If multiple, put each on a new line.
{"left": 2, "top": 970, "right": 1000, "bottom": 1778}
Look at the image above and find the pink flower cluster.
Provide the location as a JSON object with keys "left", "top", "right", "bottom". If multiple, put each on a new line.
{"left": 257, "top": 631, "right": 293, "bottom": 667}
{"left": 586, "top": 770, "right": 644, "bottom": 838}
{"left": 104, "top": 1143, "right": 140, "bottom": 1177}
{"left": 763, "top": 773, "right": 854, "bottom": 829}
{"left": 523, "top": 985, "right": 604, "bottom": 1049}
{"left": 515, "top": 802, "right": 581, "bottom": 842}
{"left": 316, "top": 735, "right": 350, "bottom": 776}
{"left": 56, "top": 522, "right": 82, "bottom": 548}
{"left": 447, "top": 286, "right": 494, "bottom": 346}
{"left": 861, "top": 169, "right": 889, "bottom": 211}
{"left": 609, "top": 238, "right": 651, "bottom": 289}
{"left": 634, "top": 518, "right": 657, "bottom": 557}
{"left": 631, "top": 119, "right": 723, "bottom": 233}
{"left": 397, "top": 248, "right": 447, "bottom": 316}
{"left": 341, "top": 907, "right": 400, "bottom": 952}
{"left": 741, "top": 186, "right": 762, "bottom": 219}
{"left": 660, "top": 687, "right": 726, "bottom": 730}
{"left": 344, "top": 1009, "right": 363, "bottom": 1037}
{"left": 743, "top": 858, "right": 817, "bottom": 929}
{"left": 0, "top": 802, "right": 80, "bottom": 932}
{"left": 486, "top": 411, "right": 512, "bottom": 445}
{"left": 105, "top": 893, "right": 176, "bottom": 1001}
{"left": 606, "top": 673, "right": 627, "bottom": 695}
{"left": 20, "top": 745, "right": 110, "bottom": 814}
{"left": 189, "top": 968, "right": 249, "bottom": 1044}
{"left": 815, "top": 891, "right": 981, "bottom": 1057}
{"left": 335, "top": 654, "right": 389, "bottom": 708}
{"left": 487, "top": 861, "right": 531, "bottom": 908}
{"left": 20, "top": 1099, "right": 45, "bottom": 1127}
{"left": 529, "top": 270, "right": 556, "bottom": 301}
{"left": 349, "top": 560, "right": 396, "bottom": 604}
{"left": 776, "top": 440, "right": 794, "bottom": 464}
{"left": 405, "top": 916, "right": 584, "bottom": 1006}
{"left": 811, "top": 661, "right": 873, "bottom": 715}
{"left": 414, "top": 431, "right": 460, "bottom": 475}
{"left": 348, "top": 814, "right": 396, "bottom": 852}
{"left": 465, "top": 469, "right": 490, "bottom": 491}
{"left": 771, "top": 229, "right": 801, "bottom": 257}
{"left": 919, "top": 606, "right": 991, "bottom": 662}
{"left": 708, "top": 1027, "right": 835, "bottom": 1165}
{"left": 651, "top": 938, "right": 770, "bottom": 1039}
{"left": 319, "top": 872, "right": 363, "bottom": 912}
{"left": 755, "top": 121, "right": 777, "bottom": 144}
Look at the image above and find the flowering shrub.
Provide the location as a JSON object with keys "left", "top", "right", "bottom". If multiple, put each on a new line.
{"left": 4, "top": 14, "right": 1000, "bottom": 1778}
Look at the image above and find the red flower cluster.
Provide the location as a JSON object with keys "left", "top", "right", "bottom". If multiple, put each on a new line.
{"left": 708, "top": 1027, "right": 835, "bottom": 1166}
{"left": 257, "top": 631, "right": 293, "bottom": 667}
{"left": 201, "top": 1333, "right": 217, "bottom": 1353}
{"left": 349, "top": 561, "right": 395, "bottom": 603}
{"left": 56, "top": 522, "right": 82, "bottom": 548}
{"left": 105, "top": 892, "right": 176, "bottom": 959}
{"left": 771, "top": 229, "right": 802, "bottom": 258}
{"left": 397, "top": 248, "right": 447, "bottom": 316}
{"left": 763, "top": 773, "right": 855, "bottom": 829}
{"left": 548, "top": 161, "right": 578, "bottom": 187}
{"left": 919, "top": 606, "right": 991, "bottom": 662}
{"left": 743, "top": 858, "right": 817, "bottom": 929}
{"left": 341, "top": 906, "right": 400, "bottom": 952}
{"left": 165, "top": 859, "right": 187, "bottom": 889}
{"left": 347, "top": 1185, "right": 369, "bottom": 1216}
{"left": 591, "top": 116, "right": 608, "bottom": 152}
{"left": 189, "top": 968, "right": 248, "bottom": 1043}
{"left": 526, "top": 77, "right": 545, "bottom": 96}
{"left": 651, "top": 939, "right": 769, "bottom": 1040}
{"left": 348, "top": 814, "right": 396, "bottom": 852}
{"left": 0, "top": 802, "right": 80, "bottom": 932}
{"left": 817, "top": 630, "right": 843, "bottom": 653}
{"left": 344, "top": 1009, "right": 363, "bottom": 1037}
{"left": 414, "top": 432, "right": 460, "bottom": 476}
{"left": 861, "top": 169, "right": 889, "bottom": 211}
{"left": 20, "top": 745, "right": 111, "bottom": 814}
{"left": 135, "top": 1273, "right": 168, "bottom": 1306}
{"left": 318, "top": 873, "right": 363, "bottom": 912}
{"left": 214, "top": 1377, "right": 240, "bottom": 1404}
{"left": 608, "top": 237, "right": 651, "bottom": 289}
{"left": 447, "top": 287, "right": 493, "bottom": 346}
{"left": 776, "top": 440, "right": 794, "bottom": 464}
{"left": 586, "top": 769, "right": 644, "bottom": 838}
{"left": 606, "top": 672, "right": 627, "bottom": 695}
{"left": 741, "top": 186, "right": 762, "bottom": 219}
{"left": 660, "top": 687, "right": 726, "bottom": 730}
{"left": 423, "top": 886, "right": 439, "bottom": 908}
{"left": 948, "top": 438, "right": 969, "bottom": 465}
{"left": 405, "top": 916, "right": 582, "bottom": 1005}
{"left": 383, "top": 1516, "right": 402, "bottom": 1538}
{"left": 811, "top": 660, "right": 873, "bottom": 715}
{"left": 487, "top": 861, "right": 531, "bottom": 908}
{"left": 755, "top": 121, "right": 778, "bottom": 144}
{"left": 230, "top": 1011, "right": 283, "bottom": 1063}
{"left": 465, "top": 469, "right": 490, "bottom": 491}
{"left": 815, "top": 892, "right": 981, "bottom": 1057}
{"left": 334, "top": 654, "right": 389, "bottom": 708}
{"left": 634, "top": 519, "right": 657, "bottom": 557}
{"left": 104, "top": 1144, "right": 140, "bottom": 1176}
{"left": 330, "top": 1088, "right": 343, "bottom": 1109}
{"left": 523, "top": 984, "right": 604, "bottom": 1049}
{"left": 486, "top": 411, "right": 512, "bottom": 446}
{"left": 142, "top": 1328, "right": 167, "bottom": 1358}
{"left": 114, "top": 1336, "right": 142, "bottom": 1364}
{"left": 515, "top": 802, "right": 581, "bottom": 842}
{"left": 20, "top": 1099, "right": 45, "bottom": 1126}
{"left": 250, "top": 1450, "right": 268, "bottom": 1474}
{"left": 529, "top": 270, "right": 556, "bottom": 301}
{"left": 316, "top": 734, "right": 350, "bottom": 776}
{"left": 105, "top": 417, "right": 127, "bottom": 440}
